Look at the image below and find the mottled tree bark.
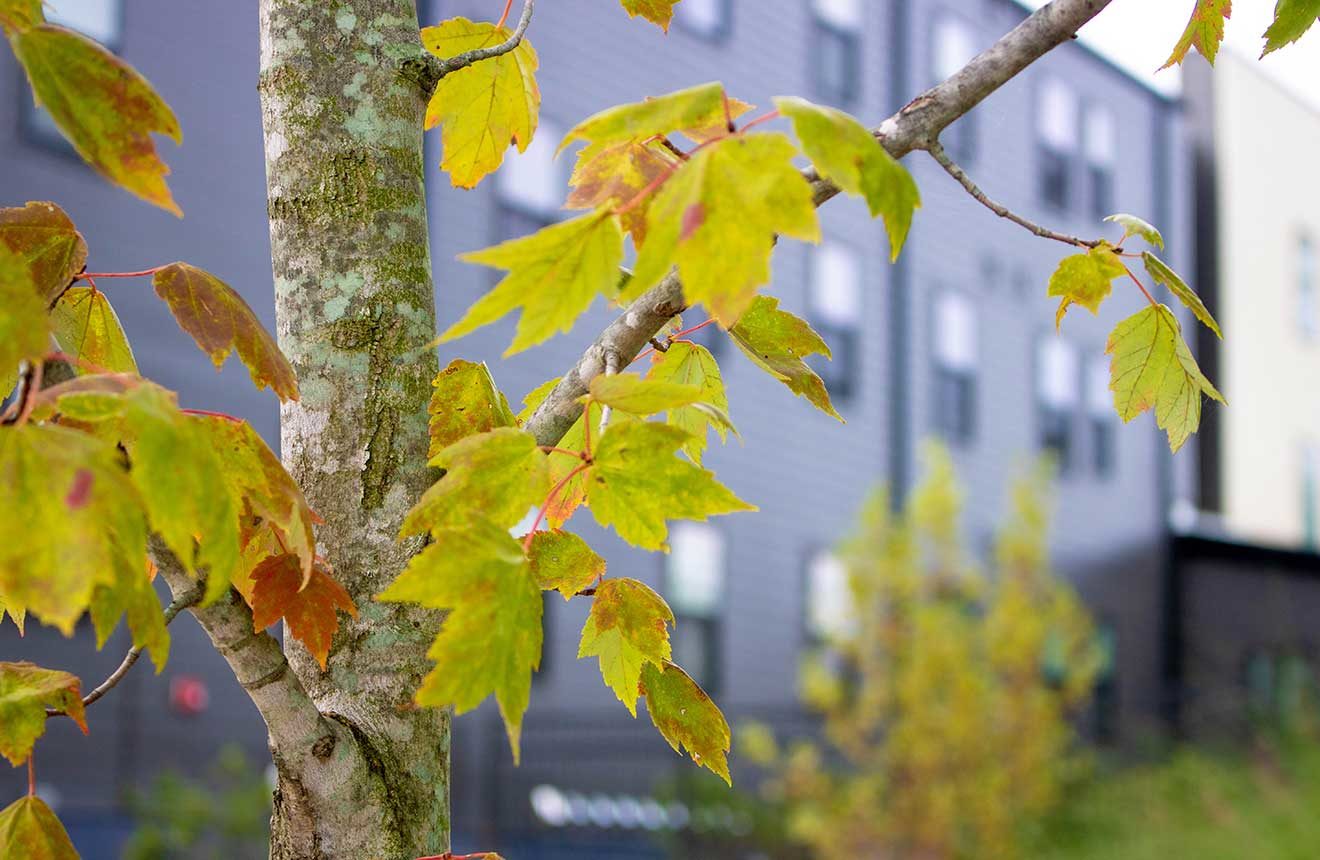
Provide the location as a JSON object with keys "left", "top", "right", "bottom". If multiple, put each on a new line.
{"left": 256, "top": 1, "right": 445, "bottom": 857}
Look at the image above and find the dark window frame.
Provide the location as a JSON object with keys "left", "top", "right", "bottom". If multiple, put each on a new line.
{"left": 1035, "top": 335, "right": 1080, "bottom": 476}
{"left": 810, "top": 15, "right": 861, "bottom": 107}
{"left": 673, "top": 0, "right": 733, "bottom": 43}
{"left": 1083, "top": 102, "right": 1117, "bottom": 221}
{"left": 663, "top": 524, "right": 728, "bottom": 696}
{"left": 806, "top": 243, "right": 864, "bottom": 403}
{"left": 1034, "top": 80, "right": 1078, "bottom": 212}
{"left": 930, "top": 289, "right": 978, "bottom": 448}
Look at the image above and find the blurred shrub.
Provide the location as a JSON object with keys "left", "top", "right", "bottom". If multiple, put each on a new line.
{"left": 741, "top": 445, "right": 1103, "bottom": 860}
{"left": 121, "top": 744, "right": 271, "bottom": 860}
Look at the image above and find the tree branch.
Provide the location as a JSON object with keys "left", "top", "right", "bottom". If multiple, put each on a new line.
{"left": 926, "top": 140, "right": 1097, "bottom": 249}
{"left": 525, "top": 0, "right": 1114, "bottom": 447}
{"left": 414, "top": 0, "right": 534, "bottom": 95}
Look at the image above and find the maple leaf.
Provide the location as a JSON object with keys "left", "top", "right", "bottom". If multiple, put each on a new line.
{"left": 0, "top": 244, "right": 49, "bottom": 390}
{"left": 0, "top": 796, "right": 79, "bottom": 860}
{"left": 646, "top": 341, "right": 735, "bottom": 464}
{"left": 520, "top": 381, "right": 609, "bottom": 527}
{"left": 1262, "top": 0, "right": 1320, "bottom": 55}
{"left": 1142, "top": 252, "right": 1222, "bottom": 339}
{"left": 0, "top": 202, "right": 87, "bottom": 303}
{"left": 729, "top": 295, "right": 841, "bottom": 421}
{"left": 152, "top": 263, "right": 299, "bottom": 402}
{"left": 587, "top": 421, "right": 755, "bottom": 551}
{"left": 579, "top": 578, "right": 675, "bottom": 716}
{"left": 1106, "top": 304, "right": 1225, "bottom": 452}
{"left": 641, "top": 661, "right": 732, "bottom": 784}
{"left": 527, "top": 530, "right": 606, "bottom": 600}
{"left": 427, "top": 359, "right": 517, "bottom": 459}
{"left": 559, "top": 82, "right": 728, "bottom": 156}
{"left": 402, "top": 428, "right": 549, "bottom": 537}
{"left": 50, "top": 286, "right": 138, "bottom": 374}
{"left": 1104, "top": 213, "right": 1165, "bottom": 250}
{"left": 1047, "top": 243, "right": 1126, "bottom": 329}
{"left": 776, "top": 96, "right": 921, "bottom": 261}
{"left": 89, "top": 554, "right": 169, "bottom": 671}
{"left": 0, "top": 423, "right": 145, "bottom": 634}
{"left": 444, "top": 210, "right": 625, "bottom": 355}
{"left": 8, "top": 24, "right": 182, "bottom": 214}
{"left": 377, "top": 521, "right": 542, "bottom": 761}
{"left": 1162, "top": 0, "right": 1232, "bottom": 68}
{"left": 680, "top": 97, "right": 755, "bottom": 144}
{"left": 631, "top": 133, "right": 820, "bottom": 325}
{"left": 423, "top": 17, "right": 540, "bottom": 188}
{"left": 0, "top": 662, "right": 87, "bottom": 767}
{"left": 250, "top": 555, "right": 356, "bottom": 671}
{"left": 619, "top": 0, "right": 682, "bottom": 30}
{"left": 566, "top": 138, "right": 679, "bottom": 246}
{"left": 587, "top": 371, "right": 705, "bottom": 415}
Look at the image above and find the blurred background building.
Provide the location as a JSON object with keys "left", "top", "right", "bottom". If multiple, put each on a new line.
{"left": 1, "top": 1, "right": 1317, "bottom": 858}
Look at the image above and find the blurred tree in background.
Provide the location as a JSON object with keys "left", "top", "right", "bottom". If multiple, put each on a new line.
{"left": 740, "top": 446, "right": 1103, "bottom": 860}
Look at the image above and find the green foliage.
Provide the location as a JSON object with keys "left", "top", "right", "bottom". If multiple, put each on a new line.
{"left": 50, "top": 287, "right": 139, "bottom": 374}
{"left": 642, "top": 661, "right": 733, "bottom": 785}
{"left": 559, "top": 82, "right": 728, "bottom": 157}
{"left": 579, "top": 578, "right": 675, "bottom": 716}
{"left": 0, "top": 663, "right": 87, "bottom": 767}
{"left": 527, "top": 530, "right": 606, "bottom": 599}
{"left": 0, "top": 796, "right": 78, "bottom": 860}
{"left": 645, "top": 342, "right": 734, "bottom": 464}
{"left": 1047, "top": 243, "right": 1126, "bottom": 327}
{"left": 422, "top": 17, "right": 540, "bottom": 188}
{"left": 1105, "top": 213, "right": 1164, "bottom": 250}
{"left": 426, "top": 359, "right": 517, "bottom": 458}
{"left": 1163, "top": 0, "right": 1233, "bottom": 67}
{"left": 0, "top": 201, "right": 87, "bottom": 303}
{"left": 743, "top": 447, "right": 1101, "bottom": 859}
{"left": 1142, "top": 251, "right": 1222, "bottom": 338}
{"left": 729, "top": 295, "right": 841, "bottom": 421}
{"left": 587, "top": 371, "right": 704, "bottom": 415}
{"left": 1262, "top": 0, "right": 1320, "bottom": 55}
{"left": 403, "top": 427, "right": 549, "bottom": 536}
{"left": 618, "top": 0, "right": 682, "bottom": 30}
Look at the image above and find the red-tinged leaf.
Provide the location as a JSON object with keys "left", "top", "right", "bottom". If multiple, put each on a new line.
{"left": 0, "top": 662, "right": 88, "bottom": 767}
{"left": 250, "top": 555, "right": 356, "bottom": 670}
{"left": 63, "top": 468, "right": 93, "bottom": 509}
{"left": 0, "top": 796, "right": 79, "bottom": 860}
{"left": 151, "top": 263, "right": 299, "bottom": 401}
{"left": 0, "top": 202, "right": 86, "bottom": 303}
{"left": 0, "top": 1, "right": 45, "bottom": 35}
{"left": 10, "top": 25, "right": 182, "bottom": 214}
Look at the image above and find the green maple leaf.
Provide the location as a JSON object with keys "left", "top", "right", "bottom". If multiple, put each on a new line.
{"left": 1263, "top": 0, "right": 1320, "bottom": 55}
{"left": 579, "top": 578, "right": 675, "bottom": 716}
{"left": 587, "top": 421, "right": 755, "bottom": 551}
{"left": 423, "top": 17, "right": 540, "bottom": 188}
{"left": 641, "top": 661, "right": 732, "bottom": 784}
{"left": 50, "top": 286, "right": 138, "bottom": 374}
{"left": 89, "top": 551, "right": 168, "bottom": 671}
{"left": 1163, "top": 0, "right": 1232, "bottom": 68}
{"left": 587, "top": 371, "right": 705, "bottom": 415}
{"left": 1106, "top": 304, "right": 1225, "bottom": 452}
{"left": 402, "top": 427, "right": 549, "bottom": 537}
{"left": 1047, "top": 243, "right": 1126, "bottom": 329}
{"left": 377, "top": 521, "right": 542, "bottom": 761}
{"left": 151, "top": 263, "right": 299, "bottom": 402}
{"left": 645, "top": 342, "right": 735, "bottom": 464}
{"left": 445, "top": 210, "right": 625, "bottom": 355}
{"left": 776, "top": 96, "right": 920, "bottom": 261}
{"left": 527, "top": 530, "right": 606, "bottom": 600}
{"left": 729, "top": 295, "right": 841, "bottom": 421}
{"left": 558, "top": 82, "right": 728, "bottom": 157}
{"left": 1104, "top": 213, "right": 1164, "bottom": 250}
{"left": 7, "top": 22, "right": 182, "bottom": 213}
{"left": 0, "top": 662, "right": 88, "bottom": 767}
{"left": 0, "top": 244, "right": 49, "bottom": 389}
{"left": 1142, "top": 252, "right": 1222, "bottom": 338}
{"left": 631, "top": 133, "right": 820, "bottom": 325}
{"left": 0, "top": 796, "right": 79, "bottom": 860}
{"left": 427, "top": 359, "right": 517, "bottom": 458}
{"left": 0, "top": 423, "right": 145, "bottom": 634}
{"left": 0, "top": 201, "right": 87, "bottom": 303}
{"left": 619, "top": 0, "right": 682, "bottom": 30}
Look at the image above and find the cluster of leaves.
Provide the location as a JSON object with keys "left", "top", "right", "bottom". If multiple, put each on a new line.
{"left": 1163, "top": 0, "right": 1320, "bottom": 67}
{"left": 1047, "top": 215, "right": 1223, "bottom": 452}
{"left": 739, "top": 447, "right": 1104, "bottom": 860}
{"left": 0, "top": 200, "right": 355, "bottom": 854}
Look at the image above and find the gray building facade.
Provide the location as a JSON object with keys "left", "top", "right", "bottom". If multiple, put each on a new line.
{"left": 1, "top": 1, "right": 1198, "bottom": 857}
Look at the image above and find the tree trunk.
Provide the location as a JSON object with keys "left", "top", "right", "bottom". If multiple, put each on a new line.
{"left": 257, "top": 1, "right": 446, "bottom": 856}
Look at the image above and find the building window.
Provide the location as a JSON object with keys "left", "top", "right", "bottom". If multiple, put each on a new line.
{"left": 1037, "top": 337, "right": 1079, "bottom": 472}
{"left": 807, "top": 243, "right": 862, "bottom": 400}
{"left": 1300, "top": 236, "right": 1318, "bottom": 341}
{"left": 1083, "top": 105, "right": 1116, "bottom": 220}
{"left": 932, "top": 291, "right": 977, "bottom": 445}
{"left": 1086, "top": 357, "right": 1116, "bottom": 477}
{"left": 1036, "top": 79, "right": 1077, "bottom": 210}
{"left": 1303, "top": 443, "right": 1318, "bottom": 550}
{"left": 493, "top": 121, "right": 563, "bottom": 242}
{"left": 21, "top": 0, "right": 122, "bottom": 150}
{"left": 805, "top": 550, "right": 853, "bottom": 641}
{"left": 674, "top": 0, "right": 731, "bottom": 41}
{"left": 931, "top": 15, "right": 977, "bottom": 162}
{"left": 666, "top": 524, "right": 726, "bottom": 693}
{"left": 810, "top": 0, "right": 862, "bottom": 107}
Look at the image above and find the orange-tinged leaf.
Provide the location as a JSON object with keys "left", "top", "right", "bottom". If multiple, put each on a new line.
{"left": 1163, "top": 0, "right": 1232, "bottom": 68}
{"left": 0, "top": 0, "right": 45, "bottom": 35}
{"left": 0, "top": 662, "right": 87, "bottom": 767}
{"left": 10, "top": 25, "right": 182, "bottom": 214}
{"left": 578, "top": 578, "right": 674, "bottom": 716}
{"left": 641, "top": 660, "right": 731, "bottom": 784}
{"left": 427, "top": 359, "right": 517, "bottom": 459}
{"left": 250, "top": 555, "right": 356, "bottom": 670}
{"left": 619, "top": 0, "right": 681, "bottom": 30}
{"left": 0, "top": 201, "right": 86, "bottom": 303}
{"left": 566, "top": 138, "right": 678, "bottom": 246}
{"left": 681, "top": 97, "right": 754, "bottom": 144}
{"left": 0, "top": 796, "right": 79, "bottom": 860}
{"left": 151, "top": 263, "right": 299, "bottom": 401}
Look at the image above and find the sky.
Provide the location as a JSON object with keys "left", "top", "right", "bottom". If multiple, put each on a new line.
{"left": 1026, "top": 0, "right": 1320, "bottom": 110}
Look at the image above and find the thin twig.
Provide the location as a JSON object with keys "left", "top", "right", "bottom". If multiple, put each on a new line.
{"left": 926, "top": 140, "right": 1097, "bottom": 249}
{"left": 46, "top": 584, "right": 204, "bottom": 718}
{"left": 424, "top": 0, "right": 534, "bottom": 83}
